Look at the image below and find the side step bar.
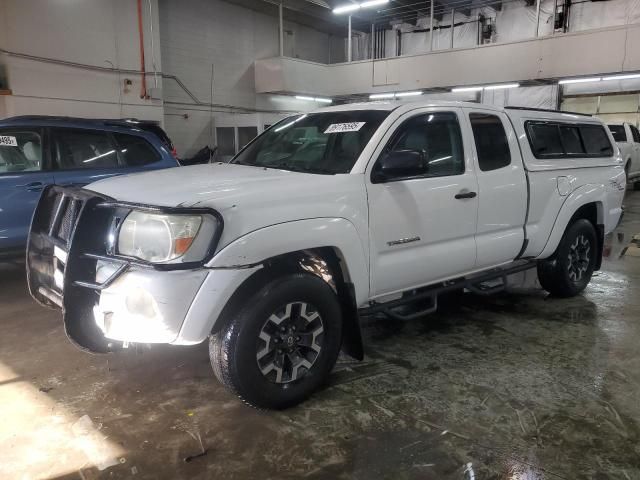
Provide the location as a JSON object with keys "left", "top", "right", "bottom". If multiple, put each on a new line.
{"left": 360, "top": 260, "right": 536, "bottom": 320}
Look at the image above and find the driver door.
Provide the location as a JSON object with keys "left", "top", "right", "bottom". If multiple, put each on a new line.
{"left": 366, "top": 108, "right": 479, "bottom": 298}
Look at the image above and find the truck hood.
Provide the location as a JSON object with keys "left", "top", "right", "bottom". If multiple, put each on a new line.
{"left": 86, "top": 163, "right": 325, "bottom": 208}
{"left": 85, "top": 163, "right": 368, "bottom": 250}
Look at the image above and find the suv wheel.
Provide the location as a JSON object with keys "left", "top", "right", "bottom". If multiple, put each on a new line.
{"left": 537, "top": 219, "right": 597, "bottom": 297}
{"left": 209, "top": 273, "right": 343, "bottom": 409}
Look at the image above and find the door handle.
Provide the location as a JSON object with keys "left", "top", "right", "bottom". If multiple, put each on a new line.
{"left": 16, "top": 181, "right": 45, "bottom": 192}
{"left": 455, "top": 190, "right": 477, "bottom": 200}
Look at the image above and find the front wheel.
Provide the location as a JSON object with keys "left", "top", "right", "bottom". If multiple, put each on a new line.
{"left": 209, "top": 273, "right": 343, "bottom": 409}
{"left": 537, "top": 219, "right": 598, "bottom": 298}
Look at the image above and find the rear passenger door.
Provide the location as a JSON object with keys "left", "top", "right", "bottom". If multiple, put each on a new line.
{"left": 51, "top": 128, "right": 123, "bottom": 188}
{"left": 465, "top": 109, "right": 528, "bottom": 269}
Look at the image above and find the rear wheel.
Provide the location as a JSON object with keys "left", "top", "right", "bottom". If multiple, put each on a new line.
{"left": 537, "top": 219, "right": 597, "bottom": 298}
{"left": 209, "top": 273, "right": 343, "bottom": 409}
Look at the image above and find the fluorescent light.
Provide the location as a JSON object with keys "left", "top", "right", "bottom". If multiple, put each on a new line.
{"left": 370, "top": 93, "right": 395, "bottom": 99}
{"left": 602, "top": 73, "right": 640, "bottom": 81}
{"left": 395, "top": 91, "right": 423, "bottom": 97}
{"left": 333, "top": 4, "right": 360, "bottom": 14}
{"left": 295, "top": 95, "right": 332, "bottom": 104}
{"left": 333, "top": 0, "right": 388, "bottom": 14}
{"left": 484, "top": 83, "right": 519, "bottom": 90}
{"left": 558, "top": 77, "right": 602, "bottom": 84}
{"left": 360, "top": 0, "right": 389, "bottom": 7}
{"left": 451, "top": 86, "right": 483, "bottom": 92}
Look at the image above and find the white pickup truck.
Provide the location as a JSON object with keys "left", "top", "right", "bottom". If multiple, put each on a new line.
{"left": 27, "top": 101, "right": 625, "bottom": 408}
{"left": 607, "top": 122, "right": 640, "bottom": 189}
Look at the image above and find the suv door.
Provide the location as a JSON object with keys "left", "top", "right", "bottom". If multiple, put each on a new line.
{"left": 465, "top": 109, "right": 528, "bottom": 269}
{"left": 0, "top": 127, "right": 54, "bottom": 253}
{"left": 366, "top": 108, "right": 479, "bottom": 297}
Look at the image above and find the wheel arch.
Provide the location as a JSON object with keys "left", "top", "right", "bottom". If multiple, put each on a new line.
{"left": 538, "top": 185, "right": 605, "bottom": 268}
{"left": 210, "top": 246, "right": 364, "bottom": 360}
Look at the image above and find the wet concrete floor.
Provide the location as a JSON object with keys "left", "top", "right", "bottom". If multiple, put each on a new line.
{"left": 1, "top": 192, "right": 640, "bottom": 480}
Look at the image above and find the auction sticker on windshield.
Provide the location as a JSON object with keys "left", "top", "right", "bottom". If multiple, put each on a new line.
{"left": 324, "top": 122, "right": 366, "bottom": 134}
{"left": 0, "top": 136, "right": 18, "bottom": 147}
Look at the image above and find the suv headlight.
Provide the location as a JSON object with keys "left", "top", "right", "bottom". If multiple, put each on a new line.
{"left": 117, "top": 210, "right": 219, "bottom": 264}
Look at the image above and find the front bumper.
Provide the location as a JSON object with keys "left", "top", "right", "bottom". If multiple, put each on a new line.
{"left": 27, "top": 186, "right": 253, "bottom": 352}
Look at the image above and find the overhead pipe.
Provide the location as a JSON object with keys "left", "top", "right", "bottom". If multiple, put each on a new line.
{"left": 137, "top": 0, "right": 148, "bottom": 99}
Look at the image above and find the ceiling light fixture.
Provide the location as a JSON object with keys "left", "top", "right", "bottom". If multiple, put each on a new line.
{"left": 333, "top": 0, "right": 389, "bottom": 14}
{"left": 369, "top": 91, "right": 422, "bottom": 99}
{"left": 451, "top": 86, "right": 484, "bottom": 92}
{"left": 602, "top": 73, "right": 640, "bottom": 81}
{"left": 558, "top": 77, "right": 602, "bottom": 84}
{"left": 295, "top": 95, "right": 333, "bottom": 104}
{"left": 484, "top": 83, "right": 520, "bottom": 90}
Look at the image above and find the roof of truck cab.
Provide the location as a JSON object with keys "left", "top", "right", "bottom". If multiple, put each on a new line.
{"left": 313, "top": 101, "right": 600, "bottom": 123}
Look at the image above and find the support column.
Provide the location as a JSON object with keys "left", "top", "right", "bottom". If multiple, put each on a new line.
{"left": 450, "top": 8, "right": 455, "bottom": 49}
{"left": 535, "top": 0, "right": 541, "bottom": 37}
{"left": 348, "top": 15, "right": 352, "bottom": 62}
{"left": 371, "top": 23, "right": 375, "bottom": 60}
{"left": 429, "top": 0, "right": 434, "bottom": 51}
{"left": 279, "top": 2, "right": 284, "bottom": 56}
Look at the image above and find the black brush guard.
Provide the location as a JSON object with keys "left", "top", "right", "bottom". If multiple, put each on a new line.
{"left": 27, "top": 185, "right": 126, "bottom": 353}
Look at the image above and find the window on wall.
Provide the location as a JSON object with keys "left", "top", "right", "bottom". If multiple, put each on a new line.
{"left": 238, "top": 127, "right": 258, "bottom": 150}
{"left": 216, "top": 128, "right": 235, "bottom": 156}
{"left": 469, "top": 113, "right": 511, "bottom": 171}
{"left": 53, "top": 129, "right": 119, "bottom": 169}
{"left": 376, "top": 112, "right": 465, "bottom": 179}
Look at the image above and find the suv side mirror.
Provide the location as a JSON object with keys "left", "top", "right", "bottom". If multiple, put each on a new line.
{"left": 373, "top": 149, "right": 427, "bottom": 182}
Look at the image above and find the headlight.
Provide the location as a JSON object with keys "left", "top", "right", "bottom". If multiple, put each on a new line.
{"left": 117, "top": 211, "right": 219, "bottom": 264}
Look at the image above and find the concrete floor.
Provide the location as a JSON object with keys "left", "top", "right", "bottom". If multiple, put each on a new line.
{"left": 1, "top": 193, "right": 640, "bottom": 480}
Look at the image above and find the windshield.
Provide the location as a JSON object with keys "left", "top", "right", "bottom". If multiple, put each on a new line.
{"left": 608, "top": 124, "right": 626, "bottom": 142}
{"left": 231, "top": 110, "right": 390, "bottom": 174}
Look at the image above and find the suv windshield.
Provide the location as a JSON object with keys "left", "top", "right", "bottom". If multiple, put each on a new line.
{"left": 232, "top": 110, "right": 390, "bottom": 174}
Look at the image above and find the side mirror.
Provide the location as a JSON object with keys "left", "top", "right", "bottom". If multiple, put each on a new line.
{"left": 374, "top": 149, "right": 426, "bottom": 182}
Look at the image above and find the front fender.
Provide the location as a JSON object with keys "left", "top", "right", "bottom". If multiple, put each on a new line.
{"left": 207, "top": 217, "right": 371, "bottom": 306}
{"left": 537, "top": 184, "right": 606, "bottom": 259}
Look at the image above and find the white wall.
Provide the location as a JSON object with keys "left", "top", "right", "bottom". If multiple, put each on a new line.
{"left": 0, "top": 0, "right": 163, "bottom": 122}
{"left": 158, "top": 0, "right": 331, "bottom": 157}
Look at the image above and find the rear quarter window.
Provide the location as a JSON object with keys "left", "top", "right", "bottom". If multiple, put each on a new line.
{"left": 112, "top": 133, "right": 161, "bottom": 166}
{"left": 608, "top": 124, "right": 627, "bottom": 142}
{"left": 526, "top": 121, "right": 613, "bottom": 159}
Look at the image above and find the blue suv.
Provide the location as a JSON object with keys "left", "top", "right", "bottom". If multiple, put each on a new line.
{"left": 0, "top": 116, "right": 179, "bottom": 257}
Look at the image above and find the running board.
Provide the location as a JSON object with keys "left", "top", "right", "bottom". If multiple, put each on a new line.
{"left": 361, "top": 261, "right": 536, "bottom": 319}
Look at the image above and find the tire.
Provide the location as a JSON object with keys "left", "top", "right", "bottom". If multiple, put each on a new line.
{"left": 537, "top": 219, "right": 597, "bottom": 298}
{"left": 209, "top": 272, "right": 343, "bottom": 409}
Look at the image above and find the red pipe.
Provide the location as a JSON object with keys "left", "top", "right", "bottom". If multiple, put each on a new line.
{"left": 137, "top": 0, "right": 148, "bottom": 99}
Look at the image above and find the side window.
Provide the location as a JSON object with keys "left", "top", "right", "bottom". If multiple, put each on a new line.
{"left": 469, "top": 113, "right": 511, "bottom": 171}
{"left": 630, "top": 125, "right": 640, "bottom": 143}
{"left": 608, "top": 124, "right": 627, "bottom": 142}
{"left": 527, "top": 123, "right": 564, "bottom": 157}
{"left": 0, "top": 130, "right": 43, "bottom": 173}
{"left": 559, "top": 125, "right": 585, "bottom": 155}
{"left": 579, "top": 125, "right": 613, "bottom": 156}
{"left": 376, "top": 112, "right": 464, "bottom": 179}
{"left": 53, "top": 129, "right": 119, "bottom": 170}
{"left": 112, "top": 133, "right": 161, "bottom": 166}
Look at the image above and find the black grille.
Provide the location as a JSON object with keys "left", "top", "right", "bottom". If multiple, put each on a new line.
{"left": 49, "top": 194, "right": 84, "bottom": 244}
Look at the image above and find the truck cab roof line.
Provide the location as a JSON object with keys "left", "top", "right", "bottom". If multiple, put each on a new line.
{"left": 504, "top": 106, "right": 592, "bottom": 117}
